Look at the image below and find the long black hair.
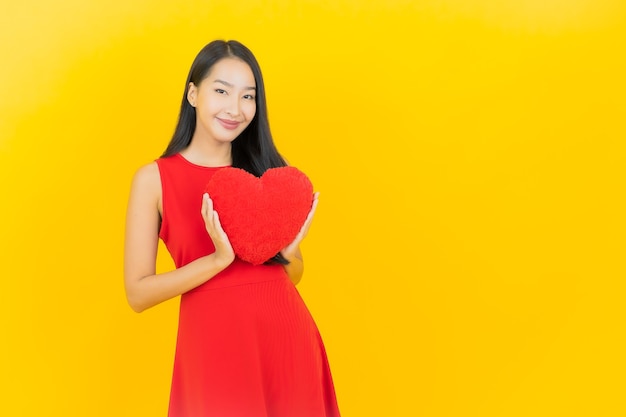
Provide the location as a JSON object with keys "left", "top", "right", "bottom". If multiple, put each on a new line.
{"left": 161, "top": 40, "right": 287, "bottom": 177}
{"left": 162, "top": 40, "right": 290, "bottom": 264}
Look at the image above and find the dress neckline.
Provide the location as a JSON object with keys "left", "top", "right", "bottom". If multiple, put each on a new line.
{"left": 175, "top": 153, "right": 231, "bottom": 169}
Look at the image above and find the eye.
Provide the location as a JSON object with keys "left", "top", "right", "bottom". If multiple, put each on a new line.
{"left": 243, "top": 94, "right": 255, "bottom": 100}
{"left": 215, "top": 89, "right": 227, "bottom": 94}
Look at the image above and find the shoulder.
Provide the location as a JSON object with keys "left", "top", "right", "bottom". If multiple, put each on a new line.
{"left": 133, "top": 161, "right": 160, "bottom": 185}
{"left": 130, "top": 161, "right": 161, "bottom": 198}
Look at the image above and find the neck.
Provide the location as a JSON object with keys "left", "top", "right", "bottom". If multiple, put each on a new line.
{"left": 182, "top": 135, "right": 232, "bottom": 167}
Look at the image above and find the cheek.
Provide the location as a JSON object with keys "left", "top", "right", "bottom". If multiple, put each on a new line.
{"left": 244, "top": 102, "right": 257, "bottom": 120}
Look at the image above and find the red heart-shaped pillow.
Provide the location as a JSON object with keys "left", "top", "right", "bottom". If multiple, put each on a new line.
{"left": 205, "top": 166, "right": 314, "bottom": 265}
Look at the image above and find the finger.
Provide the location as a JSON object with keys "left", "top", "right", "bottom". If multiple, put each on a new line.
{"left": 213, "top": 210, "right": 222, "bottom": 231}
{"left": 201, "top": 194, "right": 209, "bottom": 221}
{"left": 309, "top": 196, "right": 319, "bottom": 218}
{"left": 213, "top": 210, "right": 231, "bottom": 243}
{"left": 302, "top": 196, "right": 319, "bottom": 228}
{"left": 296, "top": 216, "right": 314, "bottom": 242}
{"left": 205, "top": 193, "right": 214, "bottom": 212}
{"left": 202, "top": 193, "right": 215, "bottom": 229}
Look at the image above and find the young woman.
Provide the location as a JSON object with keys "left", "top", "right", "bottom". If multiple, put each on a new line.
{"left": 124, "top": 40, "right": 340, "bottom": 417}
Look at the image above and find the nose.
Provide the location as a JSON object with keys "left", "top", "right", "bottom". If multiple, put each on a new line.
{"left": 225, "top": 96, "right": 241, "bottom": 117}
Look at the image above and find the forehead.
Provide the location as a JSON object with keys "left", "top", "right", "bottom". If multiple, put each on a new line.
{"left": 205, "top": 58, "right": 256, "bottom": 86}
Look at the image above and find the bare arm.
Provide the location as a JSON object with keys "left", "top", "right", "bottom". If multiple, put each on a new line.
{"left": 123, "top": 163, "right": 234, "bottom": 312}
{"left": 282, "top": 248, "right": 304, "bottom": 285}
{"left": 280, "top": 192, "right": 319, "bottom": 285}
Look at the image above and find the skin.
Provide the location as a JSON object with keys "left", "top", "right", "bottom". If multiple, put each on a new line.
{"left": 124, "top": 57, "right": 318, "bottom": 313}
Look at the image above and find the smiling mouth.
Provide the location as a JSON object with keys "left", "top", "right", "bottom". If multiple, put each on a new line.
{"left": 217, "top": 118, "right": 241, "bottom": 130}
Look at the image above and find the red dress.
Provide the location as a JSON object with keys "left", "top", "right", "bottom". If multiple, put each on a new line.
{"left": 156, "top": 154, "right": 340, "bottom": 417}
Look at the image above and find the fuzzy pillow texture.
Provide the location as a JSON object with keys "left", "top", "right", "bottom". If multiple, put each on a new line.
{"left": 205, "top": 166, "right": 314, "bottom": 265}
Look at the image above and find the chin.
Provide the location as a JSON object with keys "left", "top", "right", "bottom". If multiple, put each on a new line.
{"left": 217, "top": 135, "right": 240, "bottom": 144}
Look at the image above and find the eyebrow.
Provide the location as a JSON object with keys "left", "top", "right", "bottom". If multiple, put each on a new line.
{"left": 214, "top": 79, "right": 256, "bottom": 91}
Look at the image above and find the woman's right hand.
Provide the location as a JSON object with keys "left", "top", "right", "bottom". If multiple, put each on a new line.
{"left": 202, "top": 192, "right": 235, "bottom": 267}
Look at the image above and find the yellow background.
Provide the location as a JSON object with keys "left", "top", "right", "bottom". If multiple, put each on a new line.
{"left": 1, "top": 1, "right": 625, "bottom": 416}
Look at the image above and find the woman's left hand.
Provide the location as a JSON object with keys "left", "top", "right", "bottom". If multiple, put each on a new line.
{"left": 280, "top": 192, "right": 319, "bottom": 261}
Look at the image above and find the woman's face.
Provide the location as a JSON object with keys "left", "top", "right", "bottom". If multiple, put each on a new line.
{"left": 188, "top": 57, "right": 257, "bottom": 144}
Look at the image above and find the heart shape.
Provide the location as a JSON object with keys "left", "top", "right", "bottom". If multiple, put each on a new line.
{"left": 205, "top": 166, "right": 314, "bottom": 265}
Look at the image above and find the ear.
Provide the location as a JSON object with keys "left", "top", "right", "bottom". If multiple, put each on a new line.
{"left": 187, "top": 82, "right": 197, "bottom": 107}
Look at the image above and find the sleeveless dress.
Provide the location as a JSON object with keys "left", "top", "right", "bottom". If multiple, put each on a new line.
{"left": 156, "top": 154, "right": 340, "bottom": 417}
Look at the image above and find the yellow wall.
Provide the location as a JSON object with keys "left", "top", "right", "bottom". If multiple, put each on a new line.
{"left": 1, "top": 1, "right": 625, "bottom": 416}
